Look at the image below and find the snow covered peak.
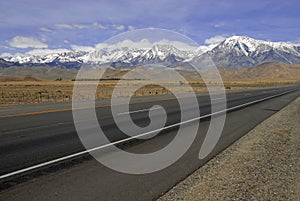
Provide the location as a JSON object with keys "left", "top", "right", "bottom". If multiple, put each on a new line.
{"left": 224, "top": 35, "right": 254, "bottom": 42}
{"left": 1, "top": 36, "right": 299, "bottom": 68}
{"left": 149, "top": 44, "right": 186, "bottom": 57}
{"left": 220, "top": 36, "right": 264, "bottom": 53}
{"left": 222, "top": 35, "right": 298, "bottom": 49}
{"left": 207, "top": 36, "right": 300, "bottom": 68}
{"left": 216, "top": 35, "right": 300, "bottom": 57}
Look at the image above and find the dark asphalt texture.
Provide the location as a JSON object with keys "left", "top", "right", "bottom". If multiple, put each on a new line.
{"left": 0, "top": 85, "right": 299, "bottom": 200}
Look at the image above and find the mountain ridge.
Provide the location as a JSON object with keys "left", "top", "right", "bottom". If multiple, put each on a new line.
{"left": 1, "top": 36, "right": 300, "bottom": 69}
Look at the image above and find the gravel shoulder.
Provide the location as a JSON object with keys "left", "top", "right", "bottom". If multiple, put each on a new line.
{"left": 158, "top": 97, "right": 300, "bottom": 201}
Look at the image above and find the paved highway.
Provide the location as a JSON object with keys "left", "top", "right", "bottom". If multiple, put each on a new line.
{"left": 0, "top": 85, "right": 299, "bottom": 200}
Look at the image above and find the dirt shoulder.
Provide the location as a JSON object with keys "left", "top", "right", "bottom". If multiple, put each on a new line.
{"left": 158, "top": 97, "right": 300, "bottom": 201}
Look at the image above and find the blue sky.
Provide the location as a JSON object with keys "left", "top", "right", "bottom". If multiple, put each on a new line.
{"left": 0, "top": 0, "right": 299, "bottom": 56}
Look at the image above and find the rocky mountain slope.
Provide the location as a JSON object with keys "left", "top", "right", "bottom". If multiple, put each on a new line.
{"left": 1, "top": 36, "right": 299, "bottom": 69}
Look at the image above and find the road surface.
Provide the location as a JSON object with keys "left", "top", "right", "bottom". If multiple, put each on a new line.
{"left": 0, "top": 85, "right": 299, "bottom": 201}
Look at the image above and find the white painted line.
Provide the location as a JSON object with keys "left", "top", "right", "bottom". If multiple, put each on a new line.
{"left": 117, "top": 107, "right": 161, "bottom": 115}
{"left": 0, "top": 89, "right": 295, "bottom": 180}
{"left": 211, "top": 97, "right": 225, "bottom": 101}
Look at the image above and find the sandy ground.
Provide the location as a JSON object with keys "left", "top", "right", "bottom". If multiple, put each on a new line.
{"left": 158, "top": 97, "right": 300, "bottom": 201}
{"left": 0, "top": 80, "right": 297, "bottom": 105}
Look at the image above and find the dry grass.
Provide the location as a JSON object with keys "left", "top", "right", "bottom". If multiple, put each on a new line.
{"left": 0, "top": 81, "right": 74, "bottom": 105}
{"left": 1, "top": 62, "right": 300, "bottom": 105}
{"left": 0, "top": 78, "right": 299, "bottom": 105}
{"left": 221, "top": 78, "right": 300, "bottom": 90}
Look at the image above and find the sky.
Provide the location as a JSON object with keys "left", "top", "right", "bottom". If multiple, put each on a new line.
{"left": 0, "top": 0, "right": 299, "bottom": 56}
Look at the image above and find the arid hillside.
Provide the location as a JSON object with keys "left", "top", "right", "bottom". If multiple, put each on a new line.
{"left": 220, "top": 62, "right": 300, "bottom": 80}
{"left": 0, "top": 75, "right": 40, "bottom": 82}
{"left": 1, "top": 62, "right": 300, "bottom": 81}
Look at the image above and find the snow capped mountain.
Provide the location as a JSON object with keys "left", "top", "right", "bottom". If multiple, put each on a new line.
{"left": 206, "top": 36, "right": 300, "bottom": 68}
{"left": 131, "top": 44, "right": 190, "bottom": 64}
{"left": 4, "top": 51, "right": 87, "bottom": 65}
{"left": 218, "top": 36, "right": 299, "bottom": 56}
{"left": 1, "top": 36, "right": 300, "bottom": 68}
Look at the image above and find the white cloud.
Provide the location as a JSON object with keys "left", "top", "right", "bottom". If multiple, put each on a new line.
{"left": 53, "top": 22, "right": 135, "bottom": 31}
{"left": 128, "top": 25, "right": 135, "bottom": 31}
{"left": 93, "top": 22, "right": 106, "bottom": 29}
{"left": 96, "top": 39, "right": 152, "bottom": 50}
{"left": 41, "top": 35, "right": 47, "bottom": 42}
{"left": 1, "top": 45, "right": 14, "bottom": 50}
{"left": 294, "top": 37, "right": 300, "bottom": 44}
{"left": 26, "top": 48, "right": 71, "bottom": 56}
{"left": 153, "top": 39, "right": 197, "bottom": 51}
{"left": 95, "top": 39, "right": 197, "bottom": 51}
{"left": 213, "top": 22, "right": 225, "bottom": 28}
{"left": 71, "top": 45, "right": 95, "bottom": 52}
{"left": 40, "top": 27, "right": 52, "bottom": 32}
{"left": 54, "top": 24, "right": 74, "bottom": 29}
{"left": 72, "top": 24, "right": 89, "bottom": 29}
{"left": 115, "top": 25, "right": 125, "bottom": 31}
{"left": 0, "top": 52, "right": 13, "bottom": 58}
{"left": 205, "top": 35, "right": 226, "bottom": 45}
{"left": 9, "top": 36, "right": 48, "bottom": 49}
{"left": 54, "top": 23, "right": 90, "bottom": 29}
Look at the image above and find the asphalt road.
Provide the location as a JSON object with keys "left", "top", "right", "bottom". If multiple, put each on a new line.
{"left": 0, "top": 85, "right": 299, "bottom": 200}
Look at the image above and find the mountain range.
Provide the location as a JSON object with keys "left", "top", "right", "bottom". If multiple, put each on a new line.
{"left": 1, "top": 36, "right": 300, "bottom": 69}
